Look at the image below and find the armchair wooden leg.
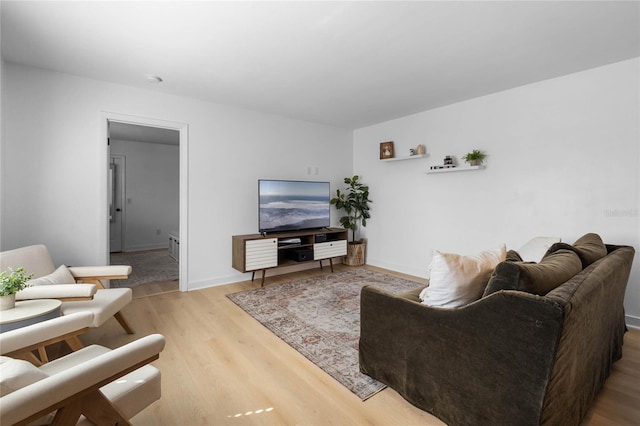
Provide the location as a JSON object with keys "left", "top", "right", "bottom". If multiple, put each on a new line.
{"left": 114, "top": 311, "right": 135, "bottom": 334}
{"left": 37, "top": 346, "right": 49, "bottom": 364}
{"left": 65, "top": 335, "right": 84, "bottom": 352}
{"left": 81, "top": 390, "right": 131, "bottom": 426}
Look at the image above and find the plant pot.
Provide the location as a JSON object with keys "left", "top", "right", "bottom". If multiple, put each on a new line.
{"left": 0, "top": 293, "right": 16, "bottom": 311}
{"left": 469, "top": 159, "right": 481, "bottom": 166}
{"left": 345, "top": 241, "right": 366, "bottom": 266}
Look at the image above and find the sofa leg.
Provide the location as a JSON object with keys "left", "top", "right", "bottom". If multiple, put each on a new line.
{"left": 114, "top": 311, "right": 135, "bottom": 334}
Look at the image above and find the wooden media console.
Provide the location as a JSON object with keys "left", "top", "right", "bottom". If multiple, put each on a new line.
{"left": 232, "top": 227, "right": 348, "bottom": 286}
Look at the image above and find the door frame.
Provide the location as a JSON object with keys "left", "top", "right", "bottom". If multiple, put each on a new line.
{"left": 100, "top": 112, "right": 189, "bottom": 292}
{"left": 109, "top": 155, "right": 126, "bottom": 253}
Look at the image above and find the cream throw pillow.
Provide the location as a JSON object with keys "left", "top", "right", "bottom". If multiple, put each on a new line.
{"left": 27, "top": 264, "right": 76, "bottom": 286}
{"left": 0, "top": 356, "right": 49, "bottom": 396}
{"left": 517, "top": 236, "right": 561, "bottom": 263}
{"left": 420, "top": 245, "right": 506, "bottom": 308}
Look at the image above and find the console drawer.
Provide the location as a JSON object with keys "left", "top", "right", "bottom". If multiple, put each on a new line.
{"left": 245, "top": 238, "right": 278, "bottom": 271}
{"left": 314, "top": 240, "right": 347, "bottom": 260}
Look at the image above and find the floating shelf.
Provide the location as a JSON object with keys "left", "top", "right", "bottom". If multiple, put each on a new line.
{"left": 426, "top": 165, "right": 485, "bottom": 174}
{"left": 381, "top": 154, "right": 429, "bottom": 162}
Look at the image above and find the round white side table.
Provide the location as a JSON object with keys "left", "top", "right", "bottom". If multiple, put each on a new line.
{"left": 0, "top": 299, "right": 62, "bottom": 333}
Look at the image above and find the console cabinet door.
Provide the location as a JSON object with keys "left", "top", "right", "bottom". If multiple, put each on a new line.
{"left": 314, "top": 240, "right": 347, "bottom": 260}
{"left": 245, "top": 238, "right": 278, "bottom": 271}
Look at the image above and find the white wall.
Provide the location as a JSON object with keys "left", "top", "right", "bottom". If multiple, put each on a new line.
{"left": 1, "top": 63, "right": 353, "bottom": 289}
{"left": 354, "top": 58, "right": 640, "bottom": 325}
{"left": 110, "top": 139, "right": 179, "bottom": 252}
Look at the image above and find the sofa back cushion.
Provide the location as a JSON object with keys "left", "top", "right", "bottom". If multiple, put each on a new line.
{"left": 484, "top": 249, "right": 582, "bottom": 296}
{"left": 543, "top": 233, "right": 608, "bottom": 269}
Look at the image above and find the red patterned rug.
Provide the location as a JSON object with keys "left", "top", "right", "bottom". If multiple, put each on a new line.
{"left": 226, "top": 268, "right": 425, "bottom": 400}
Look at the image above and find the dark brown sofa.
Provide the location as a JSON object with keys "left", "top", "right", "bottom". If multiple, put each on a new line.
{"left": 359, "top": 236, "right": 634, "bottom": 426}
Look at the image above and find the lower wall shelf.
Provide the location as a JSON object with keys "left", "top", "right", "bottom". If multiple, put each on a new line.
{"left": 426, "top": 165, "right": 484, "bottom": 174}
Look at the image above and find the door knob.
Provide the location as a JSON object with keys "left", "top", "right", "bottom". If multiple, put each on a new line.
{"left": 116, "top": 208, "right": 122, "bottom": 212}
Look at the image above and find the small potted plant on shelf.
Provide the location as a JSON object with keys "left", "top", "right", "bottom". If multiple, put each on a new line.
{"left": 462, "top": 149, "right": 486, "bottom": 166}
{"left": 0, "top": 267, "right": 32, "bottom": 310}
{"left": 330, "top": 175, "right": 372, "bottom": 266}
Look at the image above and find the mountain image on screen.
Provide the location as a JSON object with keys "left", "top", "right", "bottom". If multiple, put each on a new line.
{"left": 259, "top": 180, "right": 330, "bottom": 232}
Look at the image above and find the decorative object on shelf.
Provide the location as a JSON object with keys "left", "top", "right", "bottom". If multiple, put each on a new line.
{"left": 0, "top": 267, "right": 32, "bottom": 310}
{"left": 379, "top": 141, "right": 394, "bottom": 159}
{"left": 330, "top": 175, "right": 372, "bottom": 266}
{"left": 429, "top": 155, "right": 457, "bottom": 170}
{"left": 462, "top": 149, "right": 486, "bottom": 166}
{"left": 409, "top": 148, "right": 416, "bottom": 156}
{"left": 416, "top": 144, "right": 426, "bottom": 155}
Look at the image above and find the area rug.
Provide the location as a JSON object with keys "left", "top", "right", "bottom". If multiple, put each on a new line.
{"left": 226, "top": 268, "right": 425, "bottom": 400}
{"left": 109, "top": 249, "right": 178, "bottom": 287}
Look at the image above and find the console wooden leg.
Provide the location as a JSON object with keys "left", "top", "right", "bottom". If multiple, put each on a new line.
{"left": 251, "top": 271, "right": 255, "bottom": 282}
{"left": 319, "top": 260, "right": 323, "bottom": 270}
{"left": 330, "top": 258, "right": 334, "bottom": 273}
{"left": 114, "top": 311, "right": 135, "bottom": 335}
{"left": 261, "top": 270, "right": 266, "bottom": 287}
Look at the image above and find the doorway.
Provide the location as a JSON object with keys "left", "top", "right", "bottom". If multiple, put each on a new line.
{"left": 101, "top": 113, "right": 189, "bottom": 293}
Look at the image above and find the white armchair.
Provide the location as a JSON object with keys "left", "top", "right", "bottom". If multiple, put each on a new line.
{"left": 0, "top": 245, "right": 134, "bottom": 336}
{"left": 0, "top": 313, "right": 165, "bottom": 426}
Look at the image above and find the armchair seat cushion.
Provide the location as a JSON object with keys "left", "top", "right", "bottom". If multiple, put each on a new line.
{"left": 0, "top": 357, "right": 49, "bottom": 397}
{"left": 61, "top": 288, "right": 132, "bottom": 328}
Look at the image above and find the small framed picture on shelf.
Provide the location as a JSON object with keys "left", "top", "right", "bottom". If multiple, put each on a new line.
{"left": 380, "top": 141, "right": 395, "bottom": 159}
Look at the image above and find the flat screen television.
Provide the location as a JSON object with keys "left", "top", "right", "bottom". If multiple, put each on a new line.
{"left": 259, "top": 179, "right": 331, "bottom": 233}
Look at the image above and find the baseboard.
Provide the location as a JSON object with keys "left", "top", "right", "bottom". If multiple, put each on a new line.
{"left": 626, "top": 314, "right": 640, "bottom": 329}
{"left": 366, "top": 257, "right": 427, "bottom": 280}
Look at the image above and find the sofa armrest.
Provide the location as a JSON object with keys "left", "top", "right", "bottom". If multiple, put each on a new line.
{"left": 0, "top": 334, "right": 166, "bottom": 426}
{"left": 0, "top": 312, "right": 93, "bottom": 355}
{"left": 68, "top": 265, "right": 132, "bottom": 279}
{"left": 359, "top": 286, "right": 564, "bottom": 426}
{"left": 15, "top": 284, "right": 97, "bottom": 301}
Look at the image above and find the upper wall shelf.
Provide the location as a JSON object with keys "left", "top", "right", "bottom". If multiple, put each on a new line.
{"left": 381, "top": 154, "right": 429, "bottom": 162}
{"left": 426, "top": 165, "right": 485, "bottom": 174}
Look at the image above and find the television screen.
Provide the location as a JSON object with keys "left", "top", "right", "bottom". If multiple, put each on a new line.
{"left": 259, "top": 180, "right": 330, "bottom": 233}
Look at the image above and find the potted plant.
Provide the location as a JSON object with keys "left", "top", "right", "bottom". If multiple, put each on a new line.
{"left": 462, "top": 149, "right": 486, "bottom": 166}
{"left": 330, "top": 175, "right": 372, "bottom": 266}
{"left": 0, "top": 267, "right": 32, "bottom": 310}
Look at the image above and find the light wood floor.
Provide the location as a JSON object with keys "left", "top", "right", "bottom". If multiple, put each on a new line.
{"left": 129, "top": 279, "right": 179, "bottom": 299}
{"left": 81, "top": 265, "right": 640, "bottom": 425}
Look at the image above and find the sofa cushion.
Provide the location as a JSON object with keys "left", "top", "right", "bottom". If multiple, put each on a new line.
{"left": 27, "top": 264, "right": 75, "bottom": 286}
{"left": 543, "top": 233, "right": 608, "bottom": 269}
{"left": 505, "top": 249, "right": 523, "bottom": 262}
{"left": 420, "top": 245, "right": 506, "bottom": 308}
{"left": 484, "top": 248, "right": 582, "bottom": 296}
{"left": 0, "top": 356, "right": 49, "bottom": 397}
{"left": 572, "top": 233, "right": 607, "bottom": 268}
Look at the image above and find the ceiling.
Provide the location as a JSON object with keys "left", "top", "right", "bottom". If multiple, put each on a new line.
{"left": 2, "top": 1, "right": 639, "bottom": 130}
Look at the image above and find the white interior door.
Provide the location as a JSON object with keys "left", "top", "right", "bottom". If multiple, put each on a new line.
{"left": 109, "top": 155, "right": 126, "bottom": 253}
